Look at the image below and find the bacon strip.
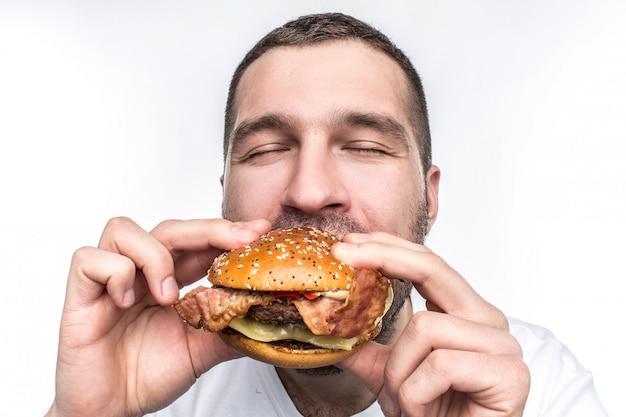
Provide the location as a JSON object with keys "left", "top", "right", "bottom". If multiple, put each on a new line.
{"left": 293, "top": 269, "right": 389, "bottom": 338}
{"left": 174, "top": 269, "right": 389, "bottom": 338}
{"left": 174, "top": 286, "right": 274, "bottom": 332}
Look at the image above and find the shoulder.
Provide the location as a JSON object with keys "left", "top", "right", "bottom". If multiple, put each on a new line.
{"left": 507, "top": 317, "right": 608, "bottom": 416}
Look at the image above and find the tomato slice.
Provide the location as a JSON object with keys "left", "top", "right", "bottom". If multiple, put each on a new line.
{"left": 271, "top": 291, "right": 320, "bottom": 300}
{"left": 271, "top": 291, "right": 300, "bottom": 300}
{"left": 302, "top": 291, "right": 320, "bottom": 300}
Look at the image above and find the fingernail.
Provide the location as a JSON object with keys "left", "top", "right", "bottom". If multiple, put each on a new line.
{"left": 337, "top": 242, "right": 359, "bottom": 251}
{"left": 161, "top": 276, "right": 179, "bottom": 299}
{"left": 347, "top": 232, "right": 370, "bottom": 242}
{"left": 384, "top": 392, "right": 399, "bottom": 417}
{"left": 232, "top": 224, "right": 254, "bottom": 237}
{"left": 122, "top": 288, "right": 135, "bottom": 307}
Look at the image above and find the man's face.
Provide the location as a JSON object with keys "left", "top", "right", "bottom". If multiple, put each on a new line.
{"left": 222, "top": 41, "right": 438, "bottom": 242}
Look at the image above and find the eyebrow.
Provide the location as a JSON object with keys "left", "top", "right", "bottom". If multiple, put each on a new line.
{"left": 229, "top": 113, "right": 296, "bottom": 152}
{"left": 228, "top": 110, "right": 412, "bottom": 154}
{"left": 334, "top": 110, "right": 411, "bottom": 149}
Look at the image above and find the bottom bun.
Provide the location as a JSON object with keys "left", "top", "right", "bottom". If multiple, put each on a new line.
{"left": 218, "top": 328, "right": 373, "bottom": 368}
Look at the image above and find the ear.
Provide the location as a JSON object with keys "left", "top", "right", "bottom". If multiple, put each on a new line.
{"left": 220, "top": 174, "right": 225, "bottom": 188}
{"left": 425, "top": 165, "right": 440, "bottom": 233}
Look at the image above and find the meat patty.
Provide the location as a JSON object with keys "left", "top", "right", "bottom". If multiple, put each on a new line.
{"left": 247, "top": 301, "right": 302, "bottom": 324}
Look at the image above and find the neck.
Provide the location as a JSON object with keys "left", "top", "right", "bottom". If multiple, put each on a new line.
{"left": 276, "top": 299, "right": 414, "bottom": 417}
{"left": 276, "top": 365, "right": 375, "bottom": 417}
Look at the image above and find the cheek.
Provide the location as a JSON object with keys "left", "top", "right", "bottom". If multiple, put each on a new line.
{"left": 222, "top": 168, "right": 284, "bottom": 221}
{"left": 350, "top": 166, "right": 423, "bottom": 238}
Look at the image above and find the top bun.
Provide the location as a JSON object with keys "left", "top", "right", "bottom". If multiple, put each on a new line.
{"left": 208, "top": 227, "right": 355, "bottom": 292}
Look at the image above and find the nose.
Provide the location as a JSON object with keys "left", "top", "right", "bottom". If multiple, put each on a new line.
{"left": 280, "top": 143, "right": 350, "bottom": 216}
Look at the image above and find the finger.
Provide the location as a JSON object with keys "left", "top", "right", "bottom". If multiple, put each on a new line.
{"left": 384, "top": 311, "right": 522, "bottom": 407}
{"left": 98, "top": 217, "right": 272, "bottom": 306}
{"left": 335, "top": 232, "right": 474, "bottom": 308}
{"left": 98, "top": 217, "right": 179, "bottom": 306}
{"left": 151, "top": 218, "right": 272, "bottom": 253}
{"left": 425, "top": 300, "right": 444, "bottom": 313}
{"left": 332, "top": 234, "right": 505, "bottom": 327}
{"left": 342, "top": 231, "right": 429, "bottom": 253}
{"left": 66, "top": 246, "right": 138, "bottom": 309}
{"left": 337, "top": 341, "right": 391, "bottom": 396}
{"left": 396, "top": 350, "right": 529, "bottom": 417}
{"left": 184, "top": 325, "right": 245, "bottom": 377}
{"left": 337, "top": 342, "right": 410, "bottom": 417}
{"left": 150, "top": 218, "right": 272, "bottom": 286}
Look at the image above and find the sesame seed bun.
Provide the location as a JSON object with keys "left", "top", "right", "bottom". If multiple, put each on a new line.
{"left": 208, "top": 227, "right": 354, "bottom": 292}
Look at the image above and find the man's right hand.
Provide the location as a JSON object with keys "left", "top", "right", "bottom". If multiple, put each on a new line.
{"left": 45, "top": 217, "right": 271, "bottom": 417}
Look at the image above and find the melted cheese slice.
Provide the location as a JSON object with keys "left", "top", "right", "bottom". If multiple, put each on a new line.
{"left": 228, "top": 318, "right": 360, "bottom": 350}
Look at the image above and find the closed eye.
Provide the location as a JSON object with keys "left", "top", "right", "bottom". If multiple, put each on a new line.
{"left": 237, "top": 143, "right": 292, "bottom": 163}
{"left": 342, "top": 141, "right": 393, "bottom": 156}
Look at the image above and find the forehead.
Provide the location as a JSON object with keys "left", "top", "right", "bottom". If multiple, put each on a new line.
{"left": 233, "top": 40, "right": 412, "bottom": 129}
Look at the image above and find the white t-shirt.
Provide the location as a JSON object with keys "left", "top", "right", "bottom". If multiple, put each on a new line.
{"left": 149, "top": 298, "right": 607, "bottom": 416}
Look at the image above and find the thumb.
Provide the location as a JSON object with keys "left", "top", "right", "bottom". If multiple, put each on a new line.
{"left": 336, "top": 341, "right": 391, "bottom": 397}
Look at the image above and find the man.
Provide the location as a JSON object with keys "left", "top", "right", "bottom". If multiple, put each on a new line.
{"left": 45, "top": 13, "right": 606, "bottom": 417}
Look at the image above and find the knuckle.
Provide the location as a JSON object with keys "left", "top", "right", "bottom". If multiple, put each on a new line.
{"left": 70, "top": 247, "right": 98, "bottom": 278}
{"left": 506, "top": 354, "right": 531, "bottom": 387}
{"left": 424, "top": 348, "right": 448, "bottom": 370}
{"left": 383, "top": 361, "right": 397, "bottom": 387}
{"left": 406, "top": 310, "right": 435, "bottom": 339}
{"left": 150, "top": 219, "right": 183, "bottom": 248}
{"left": 117, "top": 256, "right": 138, "bottom": 277}
{"left": 396, "top": 381, "right": 416, "bottom": 413}
{"left": 103, "top": 216, "right": 133, "bottom": 233}
{"left": 487, "top": 307, "right": 510, "bottom": 330}
{"left": 503, "top": 333, "right": 524, "bottom": 356}
{"left": 152, "top": 218, "right": 179, "bottom": 234}
{"left": 71, "top": 246, "right": 95, "bottom": 265}
{"left": 152, "top": 245, "right": 174, "bottom": 267}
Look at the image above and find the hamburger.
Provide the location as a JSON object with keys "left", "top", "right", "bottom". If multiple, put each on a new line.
{"left": 174, "top": 226, "right": 392, "bottom": 368}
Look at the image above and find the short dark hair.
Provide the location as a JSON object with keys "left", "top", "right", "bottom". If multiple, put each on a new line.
{"left": 223, "top": 12, "right": 432, "bottom": 173}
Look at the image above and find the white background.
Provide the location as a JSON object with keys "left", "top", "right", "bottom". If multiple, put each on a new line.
{"left": 1, "top": 1, "right": 624, "bottom": 415}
